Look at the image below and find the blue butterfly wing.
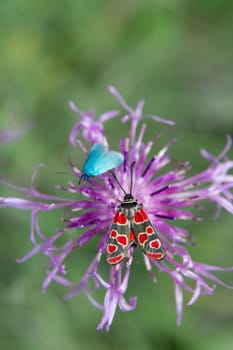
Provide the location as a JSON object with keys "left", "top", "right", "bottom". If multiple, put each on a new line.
{"left": 92, "top": 150, "right": 124, "bottom": 175}
{"left": 82, "top": 143, "right": 123, "bottom": 178}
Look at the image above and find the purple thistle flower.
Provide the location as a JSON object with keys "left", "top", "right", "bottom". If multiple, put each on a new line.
{"left": 1, "top": 86, "right": 233, "bottom": 331}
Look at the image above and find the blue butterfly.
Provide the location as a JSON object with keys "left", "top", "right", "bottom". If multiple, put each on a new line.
{"left": 80, "top": 143, "right": 124, "bottom": 183}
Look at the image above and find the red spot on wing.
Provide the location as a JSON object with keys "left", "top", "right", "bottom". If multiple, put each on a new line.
{"left": 134, "top": 208, "right": 148, "bottom": 223}
{"left": 138, "top": 233, "right": 148, "bottom": 245}
{"left": 107, "top": 255, "right": 124, "bottom": 265}
{"left": 146, "top": 252, "right": 164, "bottom": 260}
{"left": 110, "top": 230, "right": 117, "bottom": 238}
{"left": 113, "top": 212, "right": 120, "bottom": 224}
{"left": 114, "top": 212, "right": 127, "bottom": 225}
{"left": 146, "top": 226, "right": 154, "bottom": 234}
{"left": 140, "top": 208, "right": 149, "bottom": 220}
{"left": 107, "top": 244, "right": 117, "bottom": 253}
{"left": 150, "top": 239, "right": 161, "bottom": 249}
{"left": 117, "top": 235, "right": 127, "bottom": 246}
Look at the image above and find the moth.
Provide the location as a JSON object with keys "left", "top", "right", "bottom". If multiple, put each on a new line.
{"left": 107, "top": 164, "right": 166, "bottom": 265}
{"left": 80, "top": 143, "right": 124, "bottom": 183}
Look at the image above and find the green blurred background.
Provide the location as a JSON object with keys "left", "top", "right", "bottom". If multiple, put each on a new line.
{"left": 1, "top": 0, "right": 233, "bottom": 349}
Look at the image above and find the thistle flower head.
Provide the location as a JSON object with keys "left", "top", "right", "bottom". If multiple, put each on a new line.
{"left": 1, "top": 87, "right": 233, "bottom": 331}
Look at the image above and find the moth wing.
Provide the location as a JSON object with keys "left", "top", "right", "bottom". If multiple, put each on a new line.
{"left": 82, "top": 143, "right": 123, "bottom": 177}
{"left": 100, "top": 150, "right": 124, "bottom": 172}
{"left": 132, "top": 207, "right": 166, "bottom": 260}
{"left": 106, "top": 211, "right": 130, "bottom": 265}
{"left": 82, "top": 144, "right": 107, "bottom": 176}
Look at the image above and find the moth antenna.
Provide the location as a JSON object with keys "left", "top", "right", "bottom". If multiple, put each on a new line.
{"left": 110, "top": 171, "right": 127, "bottom": 196}
{"left": 129, "top": 161, "right": 136, "bottom": 195}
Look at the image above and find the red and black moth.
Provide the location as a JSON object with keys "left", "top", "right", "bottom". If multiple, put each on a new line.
{"left": 106, "top": 164, "right": 166, "bottom": 265}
